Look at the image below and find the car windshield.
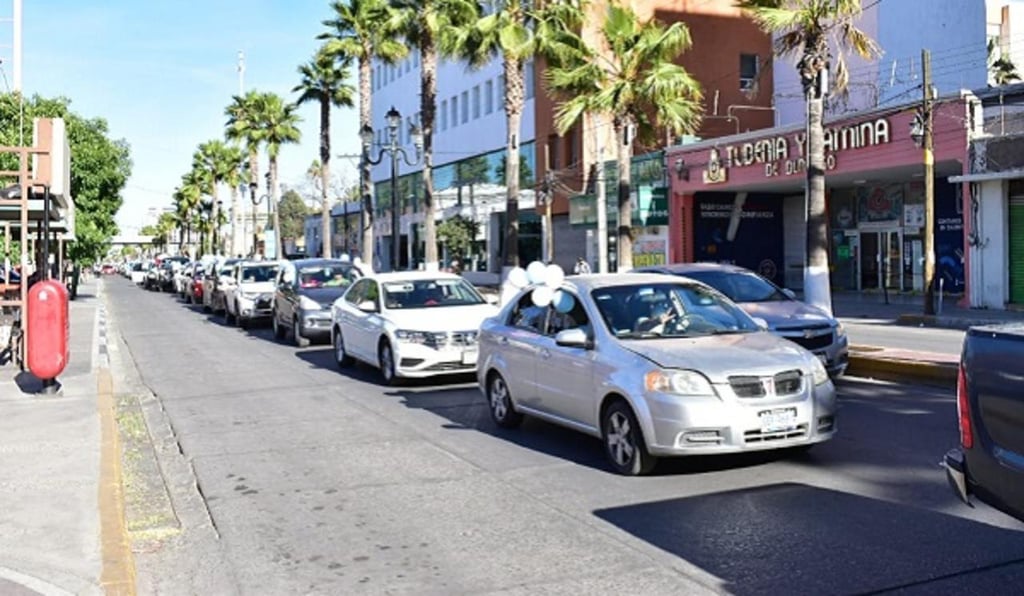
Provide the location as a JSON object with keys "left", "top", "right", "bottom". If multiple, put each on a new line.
{"left": 591, "top": 282, "right": 760, "bottom": 339}
{"left": 382, "top": 278, "right": 485, "bottom": 309}
{"left": 240, "top": 265, "right": 277, "bottom": 283}
{"left": 298, "top": 265, "right": 357, "bottom": 289}
{"left": 680, "top": 270, "right": 787, "bottom": 303}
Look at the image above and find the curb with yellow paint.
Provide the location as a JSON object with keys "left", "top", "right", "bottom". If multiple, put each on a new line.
{"left": 97, "top": 367, "right": 136, "bottom": 596}
{"left": 846, "top": 352, "right": 957, "bottom": 388}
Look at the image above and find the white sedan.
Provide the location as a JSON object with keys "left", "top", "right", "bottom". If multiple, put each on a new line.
{"left": 330, "top": 271, "right": 499, "bottom": 384}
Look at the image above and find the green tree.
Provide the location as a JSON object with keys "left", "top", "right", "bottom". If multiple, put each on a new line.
{"left": 451, "top": 0, "right": 584, "bottom": 268}
{"left": 496, "top": 153, "right": 534, "bottom": 189}
{"left": 547, "top": 3, "right": 702, "bottom": 270}
{"left": 988, "top": 38, "right": 1021, "bottom": 86}
{"left": 0, "top": 94, "right": 132, "bottom": 266}
{"left": 436, "top": 215, "right": 477, "bottom": 259}
{"left": 322, "top": 0, "right": 407, "bottom": 265}
{"left": 294, "top": 45, "right": 356, "bottom": 258}
{"left": 277, "top": 189, "right": 310, "bottom": 242}
{"left": 254, "top": 92, "right": 302, "bottom": 259}
{"left": 225, "top": 90, "right": 265, "bottom": 199}
{"left": 193, "top": 139, "right": 239, "bottom": 254}
{"left": 738, "top": 0, "right": 879, "bottom": 314}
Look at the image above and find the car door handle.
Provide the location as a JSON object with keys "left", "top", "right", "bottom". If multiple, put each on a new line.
{"left": 497, "top": 336, "right": 509, "bottom": 345}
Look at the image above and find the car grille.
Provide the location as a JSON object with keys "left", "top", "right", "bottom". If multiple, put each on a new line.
{"left": 255, "top": 295, "right": 272, "bottom": 309}
{"left": 744, "top": 424, "right": 809, "bottom": 443}
{"left": 777, "top": 325, "right": 834, "bottom": 351}
{"left": 728, "top": 370, "right": 804, "bottom": 398}
{"left": 424, "top": 362, "right": 475, "bottom": 372}
{"left": 424, "top": 331, "right": 479, "bottom": 349}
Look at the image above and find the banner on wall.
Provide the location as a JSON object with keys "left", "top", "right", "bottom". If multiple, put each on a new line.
{"left": 693, "top": 193, "right": 784, "bottom": 285}
{"left": 634, "top": 236, "right": 667, "bottom": 268}
{"left": 935, "top": 180, "right": 965, "bottom": 292}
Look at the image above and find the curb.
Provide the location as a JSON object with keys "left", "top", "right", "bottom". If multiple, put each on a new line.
{"left": 896, "top": 313, "right": 1018, "bottom": 331}
{"left": 846, "top": 352, "right": 957, "bottom": 388}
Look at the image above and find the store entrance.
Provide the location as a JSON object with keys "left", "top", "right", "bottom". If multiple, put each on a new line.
{"left": 859, "top": 229, "right": 902, "bottom": 290}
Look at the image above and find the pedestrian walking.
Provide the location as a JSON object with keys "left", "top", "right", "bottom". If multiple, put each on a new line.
{"left": 573, "top": 257, "right": 591, "bottom": 275}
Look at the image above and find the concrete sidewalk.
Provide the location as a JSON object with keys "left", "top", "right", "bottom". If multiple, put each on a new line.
{"left": 0, "top": 276, "right": 117, "bottom": 596}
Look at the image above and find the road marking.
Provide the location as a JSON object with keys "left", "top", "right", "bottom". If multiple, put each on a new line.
{"left": 97, "top": 366, "right": 136, "bottom": 595}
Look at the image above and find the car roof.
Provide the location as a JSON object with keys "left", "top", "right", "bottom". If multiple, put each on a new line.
{"left": 636, "top": 262, "right": 753, "bottom": 275}
{"left": 563, "top": 272, "right": 705, "bottom": 292}
{"left": 291, "top": 258, "right": 357, "bottom": 268}
{"left": 366, "top": 271, "right": 464, "bottom": 283}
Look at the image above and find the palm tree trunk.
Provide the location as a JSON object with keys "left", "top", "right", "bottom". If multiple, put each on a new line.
{"left": 615, "top": 119, "right": 634, "bottom": 271}
{"left": 502, "top": 56, "right": 525, "bottom": 269}
{"left": 421, "top": 37, "right": 438, "bottom": 268}
{"left": 271, "top": 158, "right": 283, "bottom": 260}
{"left": 804, "top": 95, "right": 832, "bottom": 315}
{"left": 210, "top": 182, "right": 220, "bottom": 255}
{"left": 229, "top": 184, "right": 239, "bottom": 257}
{"left": 320, "top": 98, "right": 333, "bottom": 259}
{"left": 359, "top": 56, "right": 375, "bottom": 267}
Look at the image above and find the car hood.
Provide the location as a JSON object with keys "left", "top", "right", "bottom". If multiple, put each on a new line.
{"left": 384, "top": 304, "right": 499, "bottom": 332}
{"left": 620, "top": 331, "right": 810, "bottom": 383}
{"left": 737, "top": 300, "right": 835, "bottom": 329}
{"left": 302, "top": 287, "right": 349, "bottom": 307}
{"left": 238, "top": 281, "right": 275, "bottom": 294}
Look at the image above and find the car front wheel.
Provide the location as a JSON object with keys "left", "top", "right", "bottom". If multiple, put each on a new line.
{"left": 378, "top": 341, "right": 398, "bottom": 386}
{"left": 272, "top": 310, "right": 286, "bottom": 340}
{"left": 602, "top": 400, "right": 657, "bottom": 476}
{"left": 293, "top": 316, "right": 310, "bottom": 348}
{"left": 333, "top": 328, "right": 354, "bottom": 368}
{"left": 487, "top": 373, "right": 523, "bottom": 429}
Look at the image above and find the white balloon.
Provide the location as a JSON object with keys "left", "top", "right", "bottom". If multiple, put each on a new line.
{"left": 531, "top": 285, "right": 554, "bottom": 307}
{"left": 508, "top": 267, "right": 529, "bottom": 289}
{"left": 545, "top": 264, "right": 565, "bottom": 288}
{"left": 526, "top": 261, "right": 547, "bottom": 284}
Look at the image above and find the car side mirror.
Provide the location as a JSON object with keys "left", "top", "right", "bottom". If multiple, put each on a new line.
{"left": 781, "top": 288, "right": 797, "bottom": 300}
{"left": 357, "top": 300, "right": 378, "bottom": 313}
{"left": 752, "top": 317, "right": 770, "bottom": 331}
{"left": 555, "top": 328, "right": 591, "bottom": 349}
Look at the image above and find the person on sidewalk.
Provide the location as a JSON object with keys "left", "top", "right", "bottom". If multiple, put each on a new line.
{"left": 573, "top": 257, "right": 592, "bottom": 275}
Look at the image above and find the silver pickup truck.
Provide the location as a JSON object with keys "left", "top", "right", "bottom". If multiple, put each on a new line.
{"left": 945, "top": 322, "right": 1024, "bottom": 522}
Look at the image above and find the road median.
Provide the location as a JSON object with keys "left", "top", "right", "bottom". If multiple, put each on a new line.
{"left": 846, "top": 344, "right": 957, "bottom": 388}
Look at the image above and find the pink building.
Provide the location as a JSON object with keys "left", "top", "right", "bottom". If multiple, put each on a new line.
{"left": 666, "top": 97, "right": 975, "bottom": 297}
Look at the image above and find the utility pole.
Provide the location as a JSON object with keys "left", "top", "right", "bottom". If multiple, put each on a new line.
{"left": 922, "top": 49, "right": 936, "bottom": 315}
{"left": 594, "top": 116, "right": 609, "bottom": 273}
{"left": 542, "top": 145, "right": 554, "bottom": 263}
{"left": 13, "top": 0, "right": 22, "bottom": 92}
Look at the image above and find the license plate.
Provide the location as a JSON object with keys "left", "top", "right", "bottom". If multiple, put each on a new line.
{"left": 759, "top": 408, "right": 797, "bottom": 433}
{"left": 461, "top": 349, "right": 478, "bottom": 365}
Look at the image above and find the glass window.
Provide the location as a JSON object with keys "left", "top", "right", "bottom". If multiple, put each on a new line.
{"left": 346, "top": 280, "right": 368, "bottom": 305}
{"left": 508, "top": 292, "right": 547, "bottom": 333}
{"left": 497, "top": 75, "right": 505, "bottom": 106}
{"left": 240, "top": 264, "right": 278, "bottom": 283}
{"left": 590, "top": 283, "right": 759, "bottom": 338}
{"left": 460, "top": 91, "right": 469, "bottom": 124}
{"left": 441, "top": 100, "right": 448, "bottom": 130}
{"left": 679, "top": 270, "right": 786, "bottom": 303}
{"left": 404, "top": 59, "right": 411, "bottom": 73}
{"left": 546, "top": 294, "right": 590, "bottom": 336}
{"left": 740, "top": 54, "right": 759, "bottom": 90}
{"left": 450, "top": 96, "right": 458, "bottom": 128}
{"left": 525, "top": 61, "right": 535, "bottom": 99}
{"left": 298, "top": 264, "right": 359, "bottom": 289}
{"left": 382, "top": 278, "right": 486, "bottom": 309}
{"left": 413, "top": 50, "right": 420, "bottom": 67}
{"left": 472, "top": 85, "right": 481, "bottom": 119}
{"left": 485, "top": 80, "right": 494, "bottom": 114}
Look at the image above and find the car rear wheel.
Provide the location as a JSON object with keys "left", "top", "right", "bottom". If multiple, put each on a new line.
{"left": 378, "top": 341, "right": 398, "bottom": 386}
{"left": 272, "top": 311, "right": 286, "bottom": 340}
{"left": 602, "top": 400, "right": 657, "bottom": 476}
{"left": 333, "top": 328, "right": 354, "bottom": 368}
{"left": 487, "top": 373, "right": 523, "bottom": 429}
{"left": 225, "top": 305, "right": 235, "bottom": 325}
{"left": 293, "top": 316, "right": 310, "bottom": 348}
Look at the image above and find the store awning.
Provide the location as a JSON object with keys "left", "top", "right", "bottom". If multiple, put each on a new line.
{"left": 948, "top": 168, "right": 1024, "bottom": 183}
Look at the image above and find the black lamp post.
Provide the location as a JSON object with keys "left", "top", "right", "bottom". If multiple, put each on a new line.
{"left": 361, "top": 106, "right": 422, "bottom": 271}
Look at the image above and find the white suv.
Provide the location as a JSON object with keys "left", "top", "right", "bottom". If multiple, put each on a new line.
{"left": 224, "top": 261, "right": 280, "bottom": 329}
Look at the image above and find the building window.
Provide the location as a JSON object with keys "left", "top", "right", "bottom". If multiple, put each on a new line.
{"left": 472, "top": 85, "right": 481, "bottom": 119}
{"left": 407, "top": 117, "right": 413, "bottom": 145}
{"left": 441, "top": 100, "right": 448, "bottom": 130}
{"left": 404, "top": 59, "right": 411, "bottom": 73}
{"left": 525, "top": 61, "right": 535, "bottom": 99}
{"left": 497, "top": 75, "right": 505, "bottom": 108}
{"left": 547, "top": 134, "right": 560, "bottom": 169}
{"left": 461, "top": 91, "right": 469, "bottom": 124}
{"left": 374, "top": 66, "right": 380, "bottom": 89}
{"left": 450, "top": 96, "right": 458, "bottom": 128}
{"left": 390, "top": 65, "right": 396, "bottom": 82}
{"left": 413, "top": 50, "right": 420, "bottom": 67}
{"left": 740, "top": 54, "right": 759, "bottom": 90}
{"left": 485, "top": 80, "right": 494, "bottom": 114}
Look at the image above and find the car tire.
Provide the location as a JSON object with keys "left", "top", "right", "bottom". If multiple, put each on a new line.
{"left": 272, "top": 311, "right": 286, "bottom": 340}
{"left": 333, "top": 328, "right": 354, "bottom": 368}
{"left": 225, "top": 306, "right": 235, "bottom": 325}
{"left": 238, "top": 314, "right": 248, "bottom": 330}
{"left": 601, "top": 400, "right": 657, "bottom": 476}
{"left": 378, "top": 340, "right": 399, "bottom": 386}
{"left": 487, "top": 373, "right": 523, "bottom": 429}
{"left": 293, "top": 316, "right": 310, "bottom": 348}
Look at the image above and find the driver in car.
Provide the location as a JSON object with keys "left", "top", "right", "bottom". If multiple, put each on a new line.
{"left": 636, "top": 301, "right": 678, "bottom": 334}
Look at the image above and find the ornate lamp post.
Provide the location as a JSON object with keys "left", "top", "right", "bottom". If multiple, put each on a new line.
{"left": 360, "top": 106, "right": 422, "bottom": 271}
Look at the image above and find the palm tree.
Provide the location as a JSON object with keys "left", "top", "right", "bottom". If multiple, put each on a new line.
{"left": 389, "top": 0, "right": 478, "bottom": 269}
{"left": 322, "top": 0, "right": 407, "bottom": 266}
{"left": 988, "top": 38, "right": 1021, "bottom": 86}
{"left": 226, "top": 90, "right": 266, "bottom": 255}
{"left": 738, "top": 0, "right": 879, "bottom": 314}
{"left": 294, "top": 45, "right": 356, "bottom": 258}
{"left": 254, "top": 92, "right": 302, "bottom": 260}
{"left": 193, "top": 140, "right": 239, "bottom": 255}
{"left": 176, "top": 171, "right": 205, "bottom": 257}
{"left": 451, "top": 0, "right": 584, "bottom": 269}
{"left": 221, "top": 143, "right": 246, "bottom": 256}
{"left": 546, "top": 3, "right": 702, "bottom": 271}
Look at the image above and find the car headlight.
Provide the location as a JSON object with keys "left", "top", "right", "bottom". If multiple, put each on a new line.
{"left": 811, "top": 357, "right": 829, "bottom": 385}
{"left": 834, "top": 322, "right": 846, "bottom": 338}
{"left": 239, "top": 291, "right": 259, "bottom": 300}
{"left": 395, "top": 329, "right": 430, "bottom": 344}
{"left": 299, "top": 295, "right": 322, "bottom": 311}
{"left": 644, "top": 369, "right": 716, "bottom": 396}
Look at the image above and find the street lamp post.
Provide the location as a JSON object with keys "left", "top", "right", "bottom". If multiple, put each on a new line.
{"left": 361, "top": 106, "right": 422, "bottom": 271}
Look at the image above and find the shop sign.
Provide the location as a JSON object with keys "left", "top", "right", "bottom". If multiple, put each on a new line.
{"left": 702, "top": 117, "right": 892, "bottom": 181}
{"left": 634, "top": 236, "right": 667, "bottom": 267}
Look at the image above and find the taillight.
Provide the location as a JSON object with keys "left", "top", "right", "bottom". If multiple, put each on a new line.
{"left": 956, "top": 363, "right": 973, "bottom": 449}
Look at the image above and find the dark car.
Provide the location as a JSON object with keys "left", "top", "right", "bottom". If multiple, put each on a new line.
{"left": 272, "top": 258, "right": 364, "bottom": 347}
{"left": 945, "top": 323, "right": 1024, "bottom": 522}
{"left": 636, "top": 262, "right": 849, "bottom": 377}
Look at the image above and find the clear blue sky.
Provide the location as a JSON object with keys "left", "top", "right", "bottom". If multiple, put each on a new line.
{"left": 17, "top": 0, "right": 362, "bottom": 235}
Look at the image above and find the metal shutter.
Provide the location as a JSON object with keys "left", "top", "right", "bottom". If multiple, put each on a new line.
{"left": 1010, "top": 194, "right": 1024, "bottom": 304}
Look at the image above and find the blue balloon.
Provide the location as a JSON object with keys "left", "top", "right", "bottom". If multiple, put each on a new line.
{"left": 552, "top": 289, "right": 575, "bottom": 313}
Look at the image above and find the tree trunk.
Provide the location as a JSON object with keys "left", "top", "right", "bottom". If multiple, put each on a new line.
{"left": 211, "top": 182, "right": 220, "bottom": 255}
{"left": 359, "top": 55, "right": 375, "bottom": 268}
{"left": 502, "top": 56, "right": 526, "bottom": 269}
{"left": 248, "top": 148, "right": 259, "bottom": 257}
{"left": 615, "top": 120, "right": 634, "bottom": 271}
{"left": 321, "top": 97, "right": 332, "bottom": 259}
{"left": 271, "top": 158, "right": 283, "bottom": 260}
{"left": 803, "top": 95, "right": 833, "bottom": 315}
{"left": 229, "top": 184, "right": 239, "bottom": 257}
{"left": 421, "top": 37, "right": 439, "bottom": 269}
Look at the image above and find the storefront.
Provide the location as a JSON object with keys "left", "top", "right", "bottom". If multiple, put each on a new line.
{"left": 666, "top": 97, "right": 973, "bottom": 295}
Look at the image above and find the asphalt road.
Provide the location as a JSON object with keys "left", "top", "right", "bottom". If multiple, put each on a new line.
{"left": 842, "top": 320, "right": 965, "bottom": 355}
{"left": 104, "top": 277, "right": 1024, "bottom": 595}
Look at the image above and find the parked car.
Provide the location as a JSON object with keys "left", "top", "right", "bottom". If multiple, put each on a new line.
{"left": 944, "top": 323, "right": 1024, "bottom": 522}
{"left": 331, "top": 271, "right": 498, "bottom": 384}
{"left": 202, "top": 258, "right": 242, "bottom": 314}
{"left": 130, "top": 261, "right": 148, "bottom": 285}
{"left": 272, "top": 258, "right": 364, "bottom": 347}
{"left": 188, "top": 265, "right": 205, "bottom": 305}
{"left": 477, "top": 273, "right": 837, "bottom": 475}
{"left": 100, "top": 263, "right": 117, "bottom": 275}
{"left": 224, "top": 261, "right": 280, "bottom": 329}
{"left": 636, "top": 263, "right": 848, "bottom": 377}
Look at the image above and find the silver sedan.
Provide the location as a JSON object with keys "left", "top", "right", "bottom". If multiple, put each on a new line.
{"left": 477, "top": 273, "right": 837, "bottom": 475}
